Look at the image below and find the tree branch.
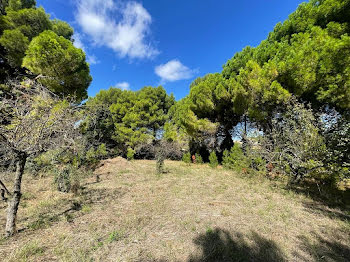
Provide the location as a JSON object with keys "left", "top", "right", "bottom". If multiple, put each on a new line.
{"left": 0, "top": 179, "right": 11, "bottom": 196}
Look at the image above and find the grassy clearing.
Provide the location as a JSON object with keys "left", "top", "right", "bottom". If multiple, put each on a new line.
{"left": 0, "top": 158, "right": 349, "bottom": 261}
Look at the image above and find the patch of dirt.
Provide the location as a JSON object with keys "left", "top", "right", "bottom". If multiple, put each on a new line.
{"left": 94, "top": 157, "right": 130, "bottom": 175}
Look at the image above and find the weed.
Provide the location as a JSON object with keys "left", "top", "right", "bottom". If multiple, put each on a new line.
{"left": 108, "top": 230, "right": 124, "bottom": 243}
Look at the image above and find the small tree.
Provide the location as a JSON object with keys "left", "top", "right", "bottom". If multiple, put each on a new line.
{"left": 209, "top": 151, "right": 218, "bottom": 168}
{"left": 195, "top": 153, "right": 203, "bottom": 164}
{"left": 126, "top": 147, "right": 135, "bottom": 161}
{"left": 154, "top": 140, "right": 180, "bottom": 174}
{"left": 182, "top": 152, "right": 191, "bottom": 164}
{"left": 0, "top": 79, "right": 80, "bottom": 236}
{"left": 222, "top": 144, "right": 250, "bottom": 172}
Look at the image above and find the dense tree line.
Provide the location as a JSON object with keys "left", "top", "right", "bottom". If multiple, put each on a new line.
{"left": 166, "top": 0, "right": 349, "bottom": 186}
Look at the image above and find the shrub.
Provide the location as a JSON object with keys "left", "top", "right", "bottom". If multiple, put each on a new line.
{"left": 182, "top": 152, "right": 191, "bottom": 164}
{"left": 195, "top": 153, "right": 203, "bottom": 164}
{"left": 54, "top": 167, "right": 71, "bottom": 193}
{"left": 156, "top": 157, "right": 165, "bottom": 174}
{"left": 85, "top": 147, "right": 96, "bottom": 163}
{"left": 250, "top": 155, "right": 266, "bottom": 172}
{"left": 86, "top": 143, "right": 108, "bottom": 165}
{"left": 209, "top": 151, "right": 218, "bottom": 168}
{"left": 222, "top": 149, "right": 230, "bottom": 166}
{"left": 258, "top": 99, "right": 326, "bottom": 183}
{"left": 126, "top": 147, "right": 135, "bottom": 161}
{"left": 96, "top": 144, "right": 108, "bottom": 158}
{"left": 53, "top": 165, "right": 85, "bottom": 194}
{"left": 222, "top": 144, "right": 250, "bottom": 172}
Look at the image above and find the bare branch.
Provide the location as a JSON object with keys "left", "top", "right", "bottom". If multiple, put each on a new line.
{"left": 0, "top": 179, "right": 11, "bottom": 196}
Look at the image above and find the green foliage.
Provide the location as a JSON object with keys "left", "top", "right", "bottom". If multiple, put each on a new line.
{"left": 221, "top": 0, "right": 350, "bottom": 113}
{"left": 108, "top": 230, "right": 124, "bottom": 243}
{"left": 27, "top": 149, "right": 60, "bottom": 175}
{"left": 163, "top": 118, "right": 190, "bottom": 149}
{"left": 8, "top": 0, "right": 22, "bottom": 11}
{"left": 54, "top": 166, "right": 71, "bottom": 193}
{"left": 53, "top": 165, "right": 85, "bottom": 194}
{"left": 195, "top": 153, "right": 203, "bottom": 164}
{"left": 23, "top": 30, "right": 91, "bottom": 102}
{"left": 86, "top": 144, "right": 108, "bottom": 165}
{"left": 323, "top": 112, "right": 350, "bottom": 188}
{"left": 222, "top": 149, "right": 229, "bottom": 165}
{"left": 7, "top": 0, "right": 36, "bottom": 11}
{"left": 0, "top": 4, "right": 91, "bottom": 101}
{"left": 165, "top": 0, "right": 350, "bottom": 191}
{"left": 209, "top": 151, "right": 218, "bottom": 168}
{"left": 84, "top": 86, "right": 175, "bottom": 155}
{"left": 0, "top": 28, "right": 29, "bottom": 67}
{"left": 51, "top": 19, "right": 73, "bottom": 40}
{"left": 126, "top": 147, "right": 135, "bottom": 161}
{"left": 222, "top": 144, "right": 250, "bottom": 172}
{"left": 96, "top": 144, "right": 107, "bottom": 157}
{"left": 3, "top": 7, "right": 51, "bottom": 40}
{"left": 258, "top": 99, "right": 326, "bottom": 182}
{"left": 250, "top": 155, "right": 266, "bottom": 173}
{"left": 20, "top": 0, "right": 36, "bottom": 9}
{"left": 182, "top": 152, "right": 191, "bottom": 164}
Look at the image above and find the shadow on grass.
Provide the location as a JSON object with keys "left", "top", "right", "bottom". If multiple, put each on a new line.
{"left": 139, "top": 228, "right": 350, "bottom": 262}
{"left": 288, "top": 181, "right": 350, "bottom": 206}
{"left": 287, "top": 182, "right": 350, "bottom": 222}
{"left": 19, "top": 187, "right": 126, "bottom": 234}
{"left": 188, "top": 228, "right": 286, "bottom": 262}
{"left": 136, "top": 228, "right": 286, "bottom": 262}
{"left": 295, "top": 231, "right": 350, "bottom": 262}
{"left": 302, "top": 202, "right": 350, "bottom": 222}
{"left": 25, "top": 201, "right": 82, "bottom": 231}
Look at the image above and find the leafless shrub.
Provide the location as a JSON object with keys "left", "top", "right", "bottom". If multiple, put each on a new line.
{"left": 0, "top": 79, "right": 81, "bottom": 236}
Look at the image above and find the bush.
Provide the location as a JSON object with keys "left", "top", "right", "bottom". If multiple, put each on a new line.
{"left": 126, "top": 147, "right": 135, "bottom": 161}
{"left": 156, "top": 157, "right": 165, "bottom": 174}
{"left": 86, "top": 143, "right": 108, "bottom": 165}
{"left": 134, "top": 143, "right": 155, "bottom": 159}
{"left": 182, "top": 152, "right": 191, "bottom": 164}
{"left": 222, "top": 144, "right": 250, "bottom": 172}
{"left": 96, "top": 144, "right": 108, "bottom": 158}
{"left": 53, "top": 165, "right": 85, "bottom": 194}
{"left": 54, "top": 167, "right": 71, "bottom": 193}
{"left": 209, "top": 151, "right": 218, "bottom": 168}
{"left": 258, "top": 99, "right": 326, "bottom": 183}
{"left": 250, "top": 155, "right": 266, "bottom": 172}
{"left": 222, "top": 149, "right": 230, "bottom": 166}
{"left": 195, "top": 153, "right": 203, "bottom": 164}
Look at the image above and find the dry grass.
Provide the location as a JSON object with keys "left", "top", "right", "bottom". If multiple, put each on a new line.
{"left": 0, "top": 158, "right": 349, "bottom": 261}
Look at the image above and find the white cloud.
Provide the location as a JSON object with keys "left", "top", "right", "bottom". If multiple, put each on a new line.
{"left": 73, "top": 33, "right": 100, "bottom": 65}
{"left": 155, "top": 59, "right": 195, "bottom": 82}
{"left": 73, "top": 33, "right": 85, "bottom": 50}
{"left": 86, "top": 55, "right": 100, "bottom": 65}
{"left": 115, "top": 82, "right": 130, "bottom": 90}
{"left": 75, "top": 0, "right": 158, "bottom": 59}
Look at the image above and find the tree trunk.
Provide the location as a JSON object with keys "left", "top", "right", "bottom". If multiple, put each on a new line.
{"left": 5, "top": 153, "right": 26, "bottom": 237}
{"left": 220, "top": 128, "right": 234, "bottom": 152}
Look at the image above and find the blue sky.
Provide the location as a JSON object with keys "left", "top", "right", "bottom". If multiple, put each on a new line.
{"left": 36, "top": 0, "right": 305, "bottom": 100}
